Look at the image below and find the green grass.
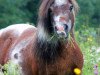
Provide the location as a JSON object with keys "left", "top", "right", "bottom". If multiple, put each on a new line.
{"left": 0, "top": 61, "right": 21, "bottom": 75}
{"left": 75, "top": 26, "right": 100, "bottom": 75}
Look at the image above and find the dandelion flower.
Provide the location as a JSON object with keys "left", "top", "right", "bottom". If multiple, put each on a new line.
{"left": 74, "top": 68, "right": 81, "bottom": 75}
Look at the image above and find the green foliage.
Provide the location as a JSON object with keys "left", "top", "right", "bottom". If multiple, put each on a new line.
{"left": 75, "top": 25, "right": 100, "bottom": 75}
{"left": 77, "top": 0, "right": 100, "bottom": 27}
{"left": 0, "top": 0, "right": 99, "bottom": 29}
{"left": 0, "top": 61, "right": 21, "bottom": 75}
{"left": 0, "top": 0, "right": 39, "bottom": 28}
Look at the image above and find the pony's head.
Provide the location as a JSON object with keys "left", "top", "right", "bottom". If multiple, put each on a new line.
{"left": 38, "top": 0, "right": 79, "bottom": 40}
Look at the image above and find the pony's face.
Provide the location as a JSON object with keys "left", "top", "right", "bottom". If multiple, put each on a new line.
{"left": 50, "top": 0, "right": 75, "bottom": 39}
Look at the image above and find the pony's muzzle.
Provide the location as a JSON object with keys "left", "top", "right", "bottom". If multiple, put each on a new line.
{"left": 55, "top": 25, "right": 68, "bottom": 38}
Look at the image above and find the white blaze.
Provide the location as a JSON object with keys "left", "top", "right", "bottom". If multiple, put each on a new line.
{"left": 54, "top": 15, "right": 72, "bottom": 32}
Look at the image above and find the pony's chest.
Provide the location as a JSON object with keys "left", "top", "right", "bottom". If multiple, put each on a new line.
{"left": 48, "top": 52, "right": 74, "bottom": 75}
{"left": 38, "top": 55, "right": 73, "bottom": 75}
{"left": 55, "top": 59, "right": 72, "bottom": 74}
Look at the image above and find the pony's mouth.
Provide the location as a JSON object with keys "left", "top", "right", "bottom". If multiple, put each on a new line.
{"left": 54, "top": 26, "right": 68, "bottom": 39}
{"left": 56, "top": 31, "right": 68, "bottom": 39}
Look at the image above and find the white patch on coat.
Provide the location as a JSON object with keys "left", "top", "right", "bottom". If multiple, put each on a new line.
{"left": 0, "top": 24, "right": 36, "bottom": 36}
{"left": 54, "top": 13, "right": 68, "bottom": 23}
{"left": 54, "top": 17, "right": 62, "bottom": 27}
{"left": 54, "top": 15, "right": 61, "bottom": 22}
{"left": 55, "top": 0, "right": 67, "bottom": 6}
{"left": 10, "top": 38, "right": 32, "bottom": 64}
{"left": 54, "top": 14, "right": 66, "bottom": 26}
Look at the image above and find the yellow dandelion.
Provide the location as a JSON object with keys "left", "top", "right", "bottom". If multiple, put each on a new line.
{"left": 74, "top": 68, "right": 81, "bottom": 75}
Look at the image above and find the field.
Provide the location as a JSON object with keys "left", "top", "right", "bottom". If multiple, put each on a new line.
{"left": 0, "top": 0, "right": 99, "bottom": 75}
{"left": 75, "top": 26, "right": 100, "bottom": 75}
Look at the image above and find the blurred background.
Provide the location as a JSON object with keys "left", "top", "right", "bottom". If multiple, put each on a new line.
{"left": 0, "top": 0, "right": 100, "bottom": 75}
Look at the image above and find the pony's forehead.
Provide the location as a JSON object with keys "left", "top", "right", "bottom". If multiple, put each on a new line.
{"left": 55, "top": 0, "right": 68, "bottom": 6}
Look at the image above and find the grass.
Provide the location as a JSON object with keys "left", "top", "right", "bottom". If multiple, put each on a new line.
{"left": 75, "top": 26, "right": 100, "bottom": 75}
{"left": 0, "top": 61, "right": 21, "bottom": 75}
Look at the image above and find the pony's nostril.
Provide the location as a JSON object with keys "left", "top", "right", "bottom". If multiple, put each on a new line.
{"left": 64, "top": 24, "right": 68, "bottom": 30}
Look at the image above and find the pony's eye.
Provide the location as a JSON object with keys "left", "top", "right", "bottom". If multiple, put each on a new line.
{"left": 69, "top": 5, "right": 73, "bottom": 11}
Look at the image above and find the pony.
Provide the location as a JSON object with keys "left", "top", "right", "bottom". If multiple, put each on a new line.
{"left": 0, "top": 0, "right": 83, "bottom": 75}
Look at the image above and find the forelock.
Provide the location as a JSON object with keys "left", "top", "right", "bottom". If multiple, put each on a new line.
{"left": 55, "top": 0, "right": 67, "bottom": 6}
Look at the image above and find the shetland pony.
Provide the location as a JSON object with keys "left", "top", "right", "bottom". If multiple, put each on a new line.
{"left": 0, "top": 0, "right": 83, "bottom": 75}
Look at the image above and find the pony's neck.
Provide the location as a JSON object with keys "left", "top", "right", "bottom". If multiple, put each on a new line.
{"left": 36, "top": 25, "right": 65, "bottom": 64}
